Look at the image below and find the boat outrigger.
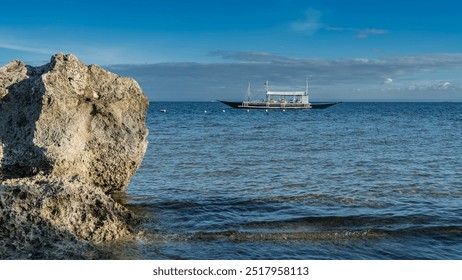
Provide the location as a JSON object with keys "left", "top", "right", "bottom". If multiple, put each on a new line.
{"left": 219, "top": 80, "right": 336, "bottom": 110}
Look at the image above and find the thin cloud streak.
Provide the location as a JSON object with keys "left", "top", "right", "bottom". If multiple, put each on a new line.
{"left": 290, "top": 9, "right": 388, "bottom": 39}
{"left": 355, "top": 28, "right": 388, "bottom": 38}
{"left": 0, "top": 41, "right": 141, "bottom": 66}
{"left": 209, "top": 51, "right": 462, "bottom": 79}
{"left": 0, "top": 42, "right": 53, "bottom": 55}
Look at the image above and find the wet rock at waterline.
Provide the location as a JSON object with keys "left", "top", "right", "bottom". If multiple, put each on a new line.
{"left": 0, "top": 176, "right": 136, "bottom": 259}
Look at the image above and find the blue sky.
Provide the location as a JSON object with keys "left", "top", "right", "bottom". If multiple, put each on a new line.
{"left": 2, "top": 0, "right": 462, "bottom": 101}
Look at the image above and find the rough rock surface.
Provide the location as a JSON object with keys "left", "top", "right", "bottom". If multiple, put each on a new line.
{"left": 0, "top": 54, "right": 149, "bottom": 259}
{"left": 0, "top": 176, "right": 135, "bottom": 259}
{"left": 0, "top": 53, "right": 149, "bottom": 193}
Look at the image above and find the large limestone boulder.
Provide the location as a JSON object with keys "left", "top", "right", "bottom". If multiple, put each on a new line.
{"left": 0, "top": 54, "right": 149, "bottom": 259}
{"left": 0, "top": 53, "right": 149, "bottom": 193}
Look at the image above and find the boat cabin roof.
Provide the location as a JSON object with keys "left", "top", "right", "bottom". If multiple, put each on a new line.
{"left": 267, "top": 91, "right": 306, "bottom": 96}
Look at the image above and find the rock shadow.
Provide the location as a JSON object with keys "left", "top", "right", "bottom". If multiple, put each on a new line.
{"left": 0, "top": 65, "right": 52, "bottom": 179}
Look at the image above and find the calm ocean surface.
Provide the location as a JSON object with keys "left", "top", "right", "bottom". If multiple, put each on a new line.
{"left": 110, "top": 102, "right": 462, "bottom": 259}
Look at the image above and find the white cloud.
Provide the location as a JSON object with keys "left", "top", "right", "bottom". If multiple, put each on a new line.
{"left": 407, "top": 81, "right": 454, "bottom": 91}
{"left": 355, "top": 58, "right": 369, "bottom": 63}
{"left": 384, "top": 78, "right": 393, "bottom": 84}
{"left": 441, "top": 81, "right": 451, "bottom": 89}
{"left": 290, "top": 9, "right": 324, "bottom": 35}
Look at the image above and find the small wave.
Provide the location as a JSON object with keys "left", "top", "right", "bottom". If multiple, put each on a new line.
{"left": 142, "top": 230, "right": 379, "bottom": 243}
{"left": 242, "top": 214, "right": 438, "bottom": 230}
{"left": 143, "top": 225, "right": 462, "bottom": 243}
{"left": 154, "top": 200, "right": 202, "bottom": 210}
{"left": 190, "top": 230, "right": 381, "bottom": 242}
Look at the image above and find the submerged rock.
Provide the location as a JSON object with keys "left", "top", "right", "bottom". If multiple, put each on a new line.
{"left": 0, "top": 54, "right": 149, "bottom": 259}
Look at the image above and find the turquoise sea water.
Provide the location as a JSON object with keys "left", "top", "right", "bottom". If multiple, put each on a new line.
{"left": 116, "top": 102, "right": 462, "bottom": 259}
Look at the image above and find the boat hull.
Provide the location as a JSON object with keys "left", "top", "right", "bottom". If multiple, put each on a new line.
{"left": 219, "top": 100, "right": 337, "bottom": 110}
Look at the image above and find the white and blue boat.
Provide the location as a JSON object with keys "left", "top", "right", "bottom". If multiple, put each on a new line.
{"left": 219, "top": 80, "right": 336, "bottom": 110}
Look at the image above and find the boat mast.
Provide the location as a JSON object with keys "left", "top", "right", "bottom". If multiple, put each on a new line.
{"left": 247, "top": 82, "right": 251, "bottom": 101}
{"left": 305, "top": 78, "right": 308, "bottom": 95}
{"left": 303, "top": 78, "right": 310, "bottom": 104}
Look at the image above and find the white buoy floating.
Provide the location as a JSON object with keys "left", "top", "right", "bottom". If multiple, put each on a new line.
{"left": 222, "top": 109, "right": 226, "bottom": 112}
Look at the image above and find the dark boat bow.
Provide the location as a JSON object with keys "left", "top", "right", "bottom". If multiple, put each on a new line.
{"left": 219, "top": 100, "right": 337, "bottom": 110}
